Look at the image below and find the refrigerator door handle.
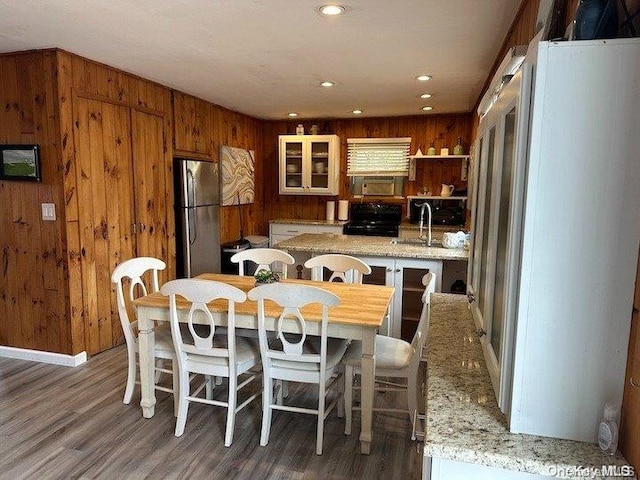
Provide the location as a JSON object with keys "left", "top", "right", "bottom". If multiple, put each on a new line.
{"left": 189, "top": 209, "right": 197, "bottom": 246}
{"left": 187, "top": 169, "right": 196, "bottom": 208}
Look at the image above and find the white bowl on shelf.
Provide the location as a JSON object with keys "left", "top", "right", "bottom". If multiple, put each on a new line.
{"left": 286, "top": 164, "right": 298, "bottom": 173}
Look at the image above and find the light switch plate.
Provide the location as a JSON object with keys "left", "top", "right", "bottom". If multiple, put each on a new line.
{"left": 41, "top": 203, "right": 56, "bottom": 221}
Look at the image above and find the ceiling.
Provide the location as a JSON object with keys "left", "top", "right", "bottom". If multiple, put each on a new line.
{"left": 0, "top": 0, "right": 523, "bottom": 120}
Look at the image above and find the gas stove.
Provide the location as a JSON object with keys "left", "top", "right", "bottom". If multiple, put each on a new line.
{"left": 342, "top": 203, "right": 402, "bottom": 237}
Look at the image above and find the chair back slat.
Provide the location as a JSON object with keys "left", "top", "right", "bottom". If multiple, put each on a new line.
{"left": 409, "top": 272, "right": 437, "bottom": 370}
{"left": 230, "top": 248, "right": 295, "bottom": 278}
{"left": 304, "top": 254, "right": 371, "bottom": 284}
{"left": 161, "top": 279, "right": 247, "bottom": 370}
{"left": 248, "top": 283, "right": 339, "bottom": 372}
{"left": 111, "top": 257, "right": 166, "bottom": 342}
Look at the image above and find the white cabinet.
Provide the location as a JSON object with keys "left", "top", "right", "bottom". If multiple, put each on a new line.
{"left": 469, "top": 39, "right": 640, "bottom": 442}
{"left": 279, "top": 135, "right": 340, "bottom": 195}
{"left": 358, "top": 256, "right": 442, "bottom": 340}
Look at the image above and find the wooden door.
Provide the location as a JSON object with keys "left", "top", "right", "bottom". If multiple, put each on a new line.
{"left": 620, "top": 249, "right": 640, "bottom": 470}
{"left": 130, "top": 109, "right": 168, "bottom": 277}
{"left": 73, "top": 98, "right": 136, "bottom": 354}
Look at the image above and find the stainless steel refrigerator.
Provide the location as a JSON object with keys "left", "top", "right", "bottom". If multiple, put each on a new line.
{"left": 174, "top": 158, "right": 221, "bottom": 277}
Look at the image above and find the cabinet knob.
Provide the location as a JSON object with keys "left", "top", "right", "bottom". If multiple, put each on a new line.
{"left": 386, "top": 268, "right": 392, "bottom": 272}
{"left": 395, "top": 268, "right": 401, "bottom": 273}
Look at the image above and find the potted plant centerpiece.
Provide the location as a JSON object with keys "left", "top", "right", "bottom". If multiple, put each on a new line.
{"left": 254, "top": 269, "right": 280, "bottom": 286}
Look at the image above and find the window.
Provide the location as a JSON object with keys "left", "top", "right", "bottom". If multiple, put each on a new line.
{"left": 347, "top": 138, "right": 411, "bottom": 176}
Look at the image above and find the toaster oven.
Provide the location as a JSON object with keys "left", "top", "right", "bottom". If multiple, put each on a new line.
{"left": 407, "top": 196, "right": 466, "bottom": 226}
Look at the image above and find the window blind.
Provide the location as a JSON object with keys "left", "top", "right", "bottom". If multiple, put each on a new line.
{"left": 347, "top": 137, "right": 411, "bottom": 176}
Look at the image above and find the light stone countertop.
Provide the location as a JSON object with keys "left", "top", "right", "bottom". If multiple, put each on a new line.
{"left": 272, "top": 233, "right": 469, "bottom": 261}
{"left": 425, "top": 294, "right": 632, "bottom": 479}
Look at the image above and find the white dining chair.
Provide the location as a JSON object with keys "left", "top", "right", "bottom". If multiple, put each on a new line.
{"left": 247, "top": 283, "right": 347, "bottom": 455}
{"left": 111, "top": 257, "right": 178, "bottom": 406}
{"left": 304, "top": 254, "right": 372, "bottom": 283}
{"left": 230, "top": 248, "right": 295, "bottom": 278}
{"left": 343, "top": 272, "right": 436, "bottom": 435}
{"left": 160, "top": 278, "right": 261, "bottom": 445}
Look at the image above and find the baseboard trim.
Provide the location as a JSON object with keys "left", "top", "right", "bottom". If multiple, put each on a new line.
{"left": 0, "top": 346, "right": 87, "bottom": 367}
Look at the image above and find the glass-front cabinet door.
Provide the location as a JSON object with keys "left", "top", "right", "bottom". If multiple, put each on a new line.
{"left": 468, "top": 64, "right": 532, "bottom": 415}
{"left": 279, "top": 135, "right": 340, "bottom": 195}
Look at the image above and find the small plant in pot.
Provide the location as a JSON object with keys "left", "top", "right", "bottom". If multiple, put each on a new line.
{"left": 254, "top": 269, "right": 280, "bottom": 286}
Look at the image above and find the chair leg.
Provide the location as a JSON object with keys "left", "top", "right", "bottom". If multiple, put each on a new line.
{"left": 344, "top": 365, "right": 354, "bottom": 435}
{"left": 276, "top": 379, "right": 283, "bottom": 405}
{"left": 123, "top": 348, "right": 137, "bottom": 404}
{"left": 172, "top": 361, "right": 179, "bottom": 417}
{"left": 174, "top": 370, "right": 190, "bottom": 437}
{"left": 337, "top": 366, "right": 345, "bottom": 418}
{"left": 225, "top": 375, "right": 237, "bottom": 447}
{"left": 407, "top": 375, "right": 417, "bottom": 425}
{"left": 205, "top": 375, "right": 213, "bottom": 400}
{"left": 316, "top": 380, "right": 326, "bottom": 455}
{"left": 260, "top": 375, "right": 273, "bottom": 447}
{"left": 155, "top": 358, "right": 164, "bottom": 384}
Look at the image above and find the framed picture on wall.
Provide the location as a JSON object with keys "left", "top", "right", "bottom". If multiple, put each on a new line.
{"left": 0, "top": 145, "right": 41, "bottom": 181}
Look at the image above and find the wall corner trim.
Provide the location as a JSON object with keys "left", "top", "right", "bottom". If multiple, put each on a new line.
{"left": 0, "top": 346, "right": 88, "bottom": 367}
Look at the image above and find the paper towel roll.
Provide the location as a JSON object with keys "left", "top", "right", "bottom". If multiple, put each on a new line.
{"left": 338, "top": 200, "right": 349, "bottom": 221}
{"left": 326, "top": 201, "right": 335, "bottom": 222}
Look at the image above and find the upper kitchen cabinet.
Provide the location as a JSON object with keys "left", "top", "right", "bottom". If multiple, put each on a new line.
{"left": 279, "top": 134, "right": 340, "bottom": 195}
{"left": 173, "top": 91, "right": 212, "bottom": 156}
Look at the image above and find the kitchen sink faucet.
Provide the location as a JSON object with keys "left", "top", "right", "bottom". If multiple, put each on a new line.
{"left": 418, "top": 202, "right": 432, "bottom": 247}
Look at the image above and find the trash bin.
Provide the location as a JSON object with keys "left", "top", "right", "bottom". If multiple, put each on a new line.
{"left": 220, "top": 238, "right": 250, "bottom": 274}
{"left": 245, "top": 235, "right": 269, "bottom": 249}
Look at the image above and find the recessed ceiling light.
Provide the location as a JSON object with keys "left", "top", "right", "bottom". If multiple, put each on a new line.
{"left": 420, "top": 93, "right": 432, "bottom": 99}
{"left": 421, "top": 106, "right": 433, "bottom": 111}
{"left": 319, "top": 4, "right": 346, "bottom": 16}
{"left": 288, "top": 112, "right": 298, "bottom": 117}
{"left": 416, "top": 75, "right": 432, "bottom": 81}
{"left": 321, "top": 81, "right": 335, "bottom": 87}
{"left": 352, "top": 109, "right": 362, "bottom": 115}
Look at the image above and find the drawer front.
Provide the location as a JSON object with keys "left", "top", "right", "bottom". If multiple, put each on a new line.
{"left": 270, "top": 224, "right": 319, "bottom": 237}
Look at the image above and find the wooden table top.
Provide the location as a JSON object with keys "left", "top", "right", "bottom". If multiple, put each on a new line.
{"left": 134, "top": 273, "right": 394, "bottom": 328}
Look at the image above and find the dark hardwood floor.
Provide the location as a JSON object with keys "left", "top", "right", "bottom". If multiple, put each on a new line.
{"left": 0, "top": 346, "right": 422, "bottom": 479}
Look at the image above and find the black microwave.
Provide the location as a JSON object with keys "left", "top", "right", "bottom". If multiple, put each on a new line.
{"left": 408, "top": 196, "right": 466, "bottom": 226}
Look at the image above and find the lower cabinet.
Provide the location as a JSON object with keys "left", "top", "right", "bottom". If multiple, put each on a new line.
{"left": 358, "top": 256, "right": 442, "bottom": 340}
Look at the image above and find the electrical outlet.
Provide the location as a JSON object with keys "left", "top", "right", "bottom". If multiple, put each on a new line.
{"left": 41, "top": 203, "right": 56, "bottom": 221}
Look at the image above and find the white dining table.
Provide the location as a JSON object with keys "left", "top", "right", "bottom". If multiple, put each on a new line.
{"left": 133, "top": 273, "right": 394, "bottom": 454}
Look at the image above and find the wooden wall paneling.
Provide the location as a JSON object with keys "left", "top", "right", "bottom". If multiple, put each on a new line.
{"left": 0, "top": 51, "right": 71, "bottom": 354}
{"left": 57, "top": 51, "right": 85, "bottom": 354}
{"left": 131, "top": 109, "right": 169, "bottom": 281}
{"left": 73, "top": 98, "right": 136, "bottom": 354}
{"left": 107, "top": 106, "right": 136, "bottom": 347}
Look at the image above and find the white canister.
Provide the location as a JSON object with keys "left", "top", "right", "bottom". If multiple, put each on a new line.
{"left": 326, "top": 201, "right": 335, "bottom": 222}
{"left": 338, "top": 200, "right": 349, "bottom": 221}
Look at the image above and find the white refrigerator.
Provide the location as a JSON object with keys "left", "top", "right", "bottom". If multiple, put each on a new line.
{"left": 469, "top": 38, "right": 640, "bottom": 442}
